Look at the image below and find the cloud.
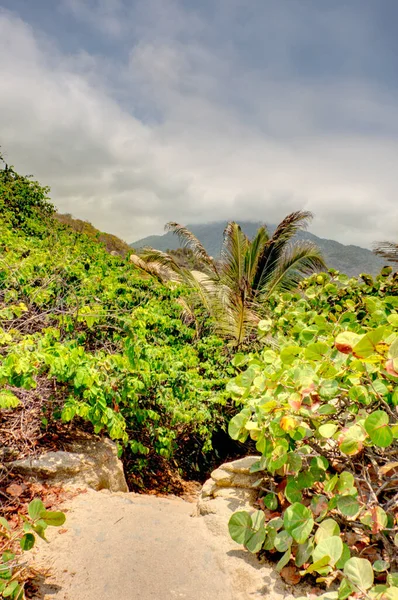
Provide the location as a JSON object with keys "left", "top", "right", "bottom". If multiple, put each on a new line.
{"left": 0, "top": 2, "right": 398, "bottom": 249}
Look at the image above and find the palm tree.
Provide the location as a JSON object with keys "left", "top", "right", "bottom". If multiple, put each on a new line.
{"left": 373, "top": 241, "right": 398, "bottom": 266}
{"left": 132, "top": 211, "right": 325, "bottom": 346}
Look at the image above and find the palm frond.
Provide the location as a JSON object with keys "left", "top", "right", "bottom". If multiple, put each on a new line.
{"left": 139, "top": 247, "right": 182, "bottom": 272}
{"left": 129, "top": 253, "right": 181, "bottom": 283}
{"left": 261, "top": 241, "right": 325, "bottom": 299}
{"left": 220, "top": 222, "right": 250, "bottom": 292}
{"left": 165, "top": 222, "right": 218, "bottom": 275}
{"left": 252, "top": 211, "right": 314, "bottom": 292}
{"left": 244, "top": 226, "right": 269, "bottom": 284}
{"left": 373, "top": 241, "right": 398, "bottom": 265}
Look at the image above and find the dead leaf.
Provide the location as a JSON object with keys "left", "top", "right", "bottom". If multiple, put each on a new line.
{"left": 6, "top": 483, "right": 24, "bottom": 497}
{"left": 280, "top": 566, "right": 301, "bottom": 585}
{"left": 379, "top": 462, "right": 398, "bottom": 476}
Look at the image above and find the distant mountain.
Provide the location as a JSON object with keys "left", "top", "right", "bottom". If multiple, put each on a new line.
{"left": 131, "top": 221, "right": 386, "bottom": 277}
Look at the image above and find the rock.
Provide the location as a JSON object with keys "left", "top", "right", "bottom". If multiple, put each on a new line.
{"left": 197, "top": 455, "right": 262, "bottom": 517}
{"left": 10, "top": 435, "right": 128, "bottom": 492}
{"left": 222, "top": 455, "right": 260, "bottom": 474}
{"left": 196, "top": 458, "right": 289, "bottom": 600}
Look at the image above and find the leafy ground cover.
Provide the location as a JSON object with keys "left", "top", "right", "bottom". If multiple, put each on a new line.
{"left": 228, "top": 270, "right": 398, "bottom": 598}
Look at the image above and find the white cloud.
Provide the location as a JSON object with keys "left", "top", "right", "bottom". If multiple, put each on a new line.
{"left": 0, "top": 4, "right": 397, "bottom": 249}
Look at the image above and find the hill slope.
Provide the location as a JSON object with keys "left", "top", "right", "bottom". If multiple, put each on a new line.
{"left": 131, "top": 221, "right": 386, "bottom": 277}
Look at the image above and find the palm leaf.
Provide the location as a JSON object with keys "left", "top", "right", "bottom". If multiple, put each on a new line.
{"left": 252, "top": 211, "right": 314, "bottom": 292}
{"left": 165, "top": 222, "right": 218, "bottom": 275}
{"left": 373, "top": 241, "right": 398, "bottom": 265}
{"left": 129, "top": 252, "right": 181, "bottom": 283}
{"left": 261, "top": 241, "right": 325, "bottom": 299}
{"left": 220, "top": 222, "right": 250, "bottom": 292}
{"left": 244, "top": 226, "right": 269, "bottom": 284}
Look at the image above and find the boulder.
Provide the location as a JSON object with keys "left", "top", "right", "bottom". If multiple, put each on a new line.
{"left": 10, "top": 435, "right": 128, "bottom": 492}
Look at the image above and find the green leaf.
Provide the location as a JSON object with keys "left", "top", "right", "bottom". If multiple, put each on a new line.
{"left": 285, "top": 480, "right": 303, "bottom": 504}
{"left": 318, "top": 423, "right": 338, "bottom": 438}
{"left": 335, "top": 543, "right": 351, "bottom": 569}
{"left": 41, "top": 511, "right": 66, "bottom": 527}
{"left": 274, "top": 530, "right": 293, "bottom": 552}
{"left": 20, "top": 533, "right": 35, "bottom": 551}
{"left": 313, "top": 536, "right": 343, "bottom": 566}
{"left": 228, "top": 409, "right": 251, "bottom": 441}
{"left": 373, "top": 560, "right": 389, "bottom": 572}
{"left": 0, "top": 390, "right": 20, "bottom": 409}
{"left": 305, "top": 555, "right": 331, "bottom": 574}
{"left": 268, "top": 440, "right": 289, "bottom": 471}
{"left": 283, "top": 503, "right": 314, "bottom": 544}
{"left": 337, "top": 472, "right": 357, "bottom": 495}
{"left": 28, "top": 498, "right": 45, "bottom": 521}
{"left": 344, "top": 557, "right": 374, "bottom": 591}
{"left": 365, "top": 411, "right": 393, "bottom": 447}
{"left": 228, "top": 511, "right": 252, "bottom": 544}
{"left": 314, "top": 519, "right": 340, "bottom": 543}
{"left": 263, "top": 493, "right": 278, "bottom": 510}
{"left": 353, "top": 327, "right": 386, "bottom": 358}
{"left": 276, "top": 548, "right": 292, "bottom": 572}
{"left": 0, "top": 517, "right": 10, "bottom": 531}
{"left": 3, "top": 581, "right": 20, "bottom": 597}
{"left": 228, "top": 511, "right": 266, "bottom": 553}
{"left": 296, "top": 539, "right": 314, "bottom": 567}
{"left": 337, "top": 495, "right": 360, "bottom": 518}
{"left": 338, "top": 578, "right": 354, "bottom": 600}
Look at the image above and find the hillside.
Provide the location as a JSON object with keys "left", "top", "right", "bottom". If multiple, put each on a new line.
{"left": 132, "top": 221, "right": 386, "bottom": 277}
{"left": 55, "top": 213, "right": 131, "bottom": 256}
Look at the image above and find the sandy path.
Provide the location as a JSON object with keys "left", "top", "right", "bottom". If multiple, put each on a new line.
{"left": 32, "top": 489, "right": 234, "bottom": 600}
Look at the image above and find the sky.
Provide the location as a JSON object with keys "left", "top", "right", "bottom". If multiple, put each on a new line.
{"left": 1, "top": 0, "right": 398, "bottom": 247}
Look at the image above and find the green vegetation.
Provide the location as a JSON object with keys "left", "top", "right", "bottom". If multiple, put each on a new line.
{"left": 1, "top": 153, "right": 397, "bottom": 599}
{"left": 0, "top": 499, "right": 65, "bottom": 599}
{"left": 0, "top": 158, "right": 232, "bottom": 485}
{"left": 227, "top": 269, "right": 398, "bottom": 596}
{"left": 134, "top": 214, "right": 325, "bottom": 346}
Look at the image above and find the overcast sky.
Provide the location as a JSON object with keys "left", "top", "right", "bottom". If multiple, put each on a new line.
{"left": 1, "top": 0, "right": 397, "bottom": 246}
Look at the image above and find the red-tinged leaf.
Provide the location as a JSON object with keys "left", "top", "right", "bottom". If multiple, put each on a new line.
{"left": 335, "top": 343, "right": 353, "bottom": 354}
{"left": 301, "top": 383, "right": 316, "bottom": 398}
{"left": 385, "top": 359, "right": 398, "bottom": 376}
{"left": 289, "top": 397, "right": 302, "bottom": 411}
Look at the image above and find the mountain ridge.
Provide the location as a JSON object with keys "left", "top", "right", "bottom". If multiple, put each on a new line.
{"left": 131, "top": 221, "right": 386, "bottom": 277}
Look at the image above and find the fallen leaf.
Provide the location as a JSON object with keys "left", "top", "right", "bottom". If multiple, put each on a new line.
{"left": 379, "top": 462, "right": 398, "bottom": 476}
{"left": 280, "top": 566, "right": 302, "bottom": 585}
{"left": 6, "top": 483, "right": 24, "bottom": 497}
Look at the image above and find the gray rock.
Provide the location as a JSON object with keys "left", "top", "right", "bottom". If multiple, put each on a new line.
{"left": 222, "top": 455, "right": 260, "bottom": 474}
{"left": 11, "top": 436, "right": 128, "bottom": 492}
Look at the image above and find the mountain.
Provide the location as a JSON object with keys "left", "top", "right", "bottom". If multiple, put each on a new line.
{"left": 131, "top": 221, "right": 386, "bottom": 277}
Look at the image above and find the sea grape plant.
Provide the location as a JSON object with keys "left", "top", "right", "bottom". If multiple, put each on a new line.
{"left": 227, "top": 270, "right": 398, "bottom": 598}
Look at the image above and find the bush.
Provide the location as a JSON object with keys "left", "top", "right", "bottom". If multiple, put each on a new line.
{"left": 227, "top": 270, "right": 398, "bottom": 598}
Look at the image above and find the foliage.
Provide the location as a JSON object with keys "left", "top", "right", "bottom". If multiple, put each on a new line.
{"left": 134, "top": 213, "right": 325, "bottom": 346}
{"left": 0, "top": 154, "right": 54, "bottom": 237}
{"left": 0, "top": 499, "right": 65, "bottom": 599}
{"left": 55, "top": 213, "right": 131, "bottom": 256}
{"left": 227, "top": 269, "right": 398, "bottom": 597}
{"left": 0, "top": 162, "right": 232, "bottom": 479}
